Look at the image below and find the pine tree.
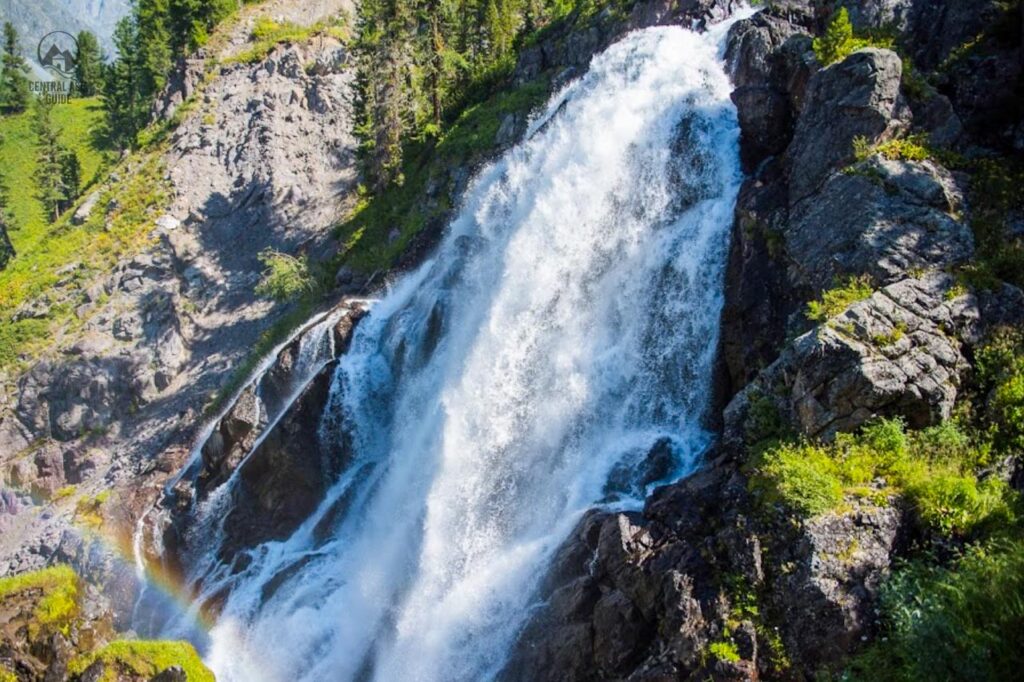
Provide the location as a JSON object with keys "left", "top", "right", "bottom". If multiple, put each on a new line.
{"left": 104, "top": 15, "right": 148, "bottom": 148}
{"left": 168, "top": 0, "right": 235, "bottom": 52}
{"left": 74, "top": 31, "right": 104, "bottom": 97}
{"left": 137, "top": 0, "right": 173, "bottom": 95}
{"left": 813, "top": 7, "right": 855, "bottom": 66}
{"left": 34, "top": 99, "right": 74, "bottom": 220}
{"left": 0, "top": 22, "right": 32, "bottom": 114}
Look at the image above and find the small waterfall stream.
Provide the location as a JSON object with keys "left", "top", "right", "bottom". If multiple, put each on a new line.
{"left": 170, "top": 16, "right": 746, "bottom": 682}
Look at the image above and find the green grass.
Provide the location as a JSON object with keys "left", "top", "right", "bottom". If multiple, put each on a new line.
{"left": 0, "top": 147, "right": 168, "bottom": 370}
{"left": 68, "top": 640, "right": 214, "bottom": 682}
{"left": 337, "top": 77, "right": 550, "bottom": 273}
{"left": 0, "top": 564, "right": 81, "bottom": 636}
{"left": 806, "top": 275, "right": 874, "bottom": 322}
{"left": 846, "top": 537, "right": 1024, "bottom": 681}
{"left": 748, "top": 419, "right": 1017, "bottom": 536}
{"left": 228, "top": 15, "right": 349, "bottom": 65}
{"left": 0, "top": 98, "right": 114, "bottom": 254}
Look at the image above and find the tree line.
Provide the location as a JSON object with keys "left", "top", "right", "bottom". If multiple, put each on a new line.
{"left": 356, "top": 0, "right": 581, "bottom": 188}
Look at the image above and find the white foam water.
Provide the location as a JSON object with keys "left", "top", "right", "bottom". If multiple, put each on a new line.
{"left": 200, "top": 19, "right": 745, "bottom": 682}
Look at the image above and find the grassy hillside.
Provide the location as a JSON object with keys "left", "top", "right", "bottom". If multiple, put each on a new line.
{"left": 0, "top": 98, "right": 114, "bottom": 254}
{"left": 0, "top": 98, "right": 168, "bottom": 370}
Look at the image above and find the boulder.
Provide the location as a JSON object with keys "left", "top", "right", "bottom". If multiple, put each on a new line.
{"left": 786, "top": 156, "right": 973, "bottom": 292}
{"left": 786, "top": 48, "right": 911, "bottom": 203}
{"left": 725, "top": 274, "right": 972, "bottom": 444}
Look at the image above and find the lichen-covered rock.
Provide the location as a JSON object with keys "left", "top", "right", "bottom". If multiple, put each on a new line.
{"left": 786, "top": 48, "right": 911, "bottom": 203}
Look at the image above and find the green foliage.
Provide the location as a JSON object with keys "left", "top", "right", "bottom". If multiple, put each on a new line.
{"left": 806, "top": 275, "right": 874, "bottom": 321}
{"left": 708, "top": 639, "right": 741, "bottom": 664}
{"left": 847, "top": 538, "right": 1024, "bottom": 681}
{"left": 872, "top": 322, "right": 905, "bottom": 347}
{"left": 975, "top": 328, "right": 1024, "bottom": 454}
{"left": 339, "top": 77, "right": 549, "bottom": 272}
{"left": 68, "top": 640, "right": 215, "bottom": 682}
{"left": 104, "top": 14, "right": 152, "bottom": 148}
{"left": 748, "top": 419, "right": 1016, "bottom": 536}
{"left": 255, "top": 249, "right": 314, "bottom": 301}
{"left": 853, "top": 133, "right": 931, "bottom": 163}
{"left": 0, "top": 141, "right": 167, "bottom": 370}
{"left": 74, "top": 31, "right": 104, "bottom": 97}
{"left": 354, "top": 0, "right": 613, "bottom": 188}
{"left": 749, "top": 441, "right": 844, "bottom": 516}
{"left": 0, "top": 565, "right": 81, "bottom": 636}
{"left": 812, "top": 8, "right": 894, "bottom": 67}
{"left": 0, "top": 22, "right": 31, "bottom": 114}
{"left": 33, "top": 99, "right": 82, "bottom": 221}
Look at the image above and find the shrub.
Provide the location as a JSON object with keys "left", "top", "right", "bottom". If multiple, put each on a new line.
{"left": 708, "top": 639, "right": 741, "bottom": 664}
{"left": 847, "top": 538, "right": 1024, "bottom": 681}
{"left": 975, "top": 328, "right": 1024, "bottom": 454}
{"left": 748, "top": 442, "right": 843, "bottom": 516}
{"left": 806, "top": 275, "right": 874, "bottom": 321}
{"left": 748, "top": 419, "right": 1016, "bottom": 536}
{"left": 813, "top": 8, "right": 894, "bottom": 66}
{"left": 853, "top": 134, "right": 932, "bottom": 163}
{"left": 255, "top": 249, "right": 313, "bottom": 301}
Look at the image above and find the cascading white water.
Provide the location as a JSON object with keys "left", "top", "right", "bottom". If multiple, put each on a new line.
{"left": 199, "top": 19, "right": 744, "bottom": 682}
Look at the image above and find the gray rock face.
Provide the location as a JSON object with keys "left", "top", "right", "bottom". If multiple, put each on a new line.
{"left": 767, "top": 497, "right": 904, "bottom": 669}
{"left": 786, "top": 156, "right": 973, "bottom": 291}
{"left": 786, "top": 48, "right": 911, "bottom": 204}
{"left": 0, "top": 7, "right": 361, "bottom": 576}
{"left": 725, "top": 274, "right": 973, "bottom": 444}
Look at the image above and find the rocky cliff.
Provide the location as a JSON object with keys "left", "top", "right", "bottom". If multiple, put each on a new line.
{"left": 500, "top": 0, "right": 1024, "bottom": 679}
{"left": 0, "top": 0, "right": 355, "bottom": 585}
{"left": 0, "top": 0, "right": 1021, "bottom": 679}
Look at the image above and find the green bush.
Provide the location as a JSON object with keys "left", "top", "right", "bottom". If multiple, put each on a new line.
{"left": 847, "top": 538, "right": 1024, "bottom": 681}
{"left": 748, "top": 419, "right": 1016, "bottom": 536}
{"left": 708, "top": 639, "right": 741, "bottom": 664}
{"left": 853, "top": 134, "right": 932, "bottom": 163}
{"left": 255, "top": 249, "right": 313, "bottom": 301}
{"left": 813, "top": 8, "right": 894, "bottom": 66}
{"left": 975, "top": 328, "right": 1024, "bottom": 454}
{"left": 806, "top": 275, "right": 874, "bottom": 321}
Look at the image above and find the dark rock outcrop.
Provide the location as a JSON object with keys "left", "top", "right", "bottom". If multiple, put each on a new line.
{"left": 503, "top": 462, "right": 905, "bottom": 681}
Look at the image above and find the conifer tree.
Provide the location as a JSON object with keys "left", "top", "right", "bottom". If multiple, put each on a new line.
{"left": 74, "top": 31, "right": 104, "bottom": 97}
{"left": 104, "top": 15, "right": 149, "bottom": 148}
{"left": 34, "top": 99, "right": 80, "bottom": 220}
{"left": 813, "top": 7, "right": 855, "bottom": 66}
{"left": 0, "top": 22, "right": 32, "bottom": 114}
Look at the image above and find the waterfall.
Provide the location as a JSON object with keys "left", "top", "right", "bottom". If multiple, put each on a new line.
{"left": 198, "top": 19, "right": 744, "bottom": 682}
